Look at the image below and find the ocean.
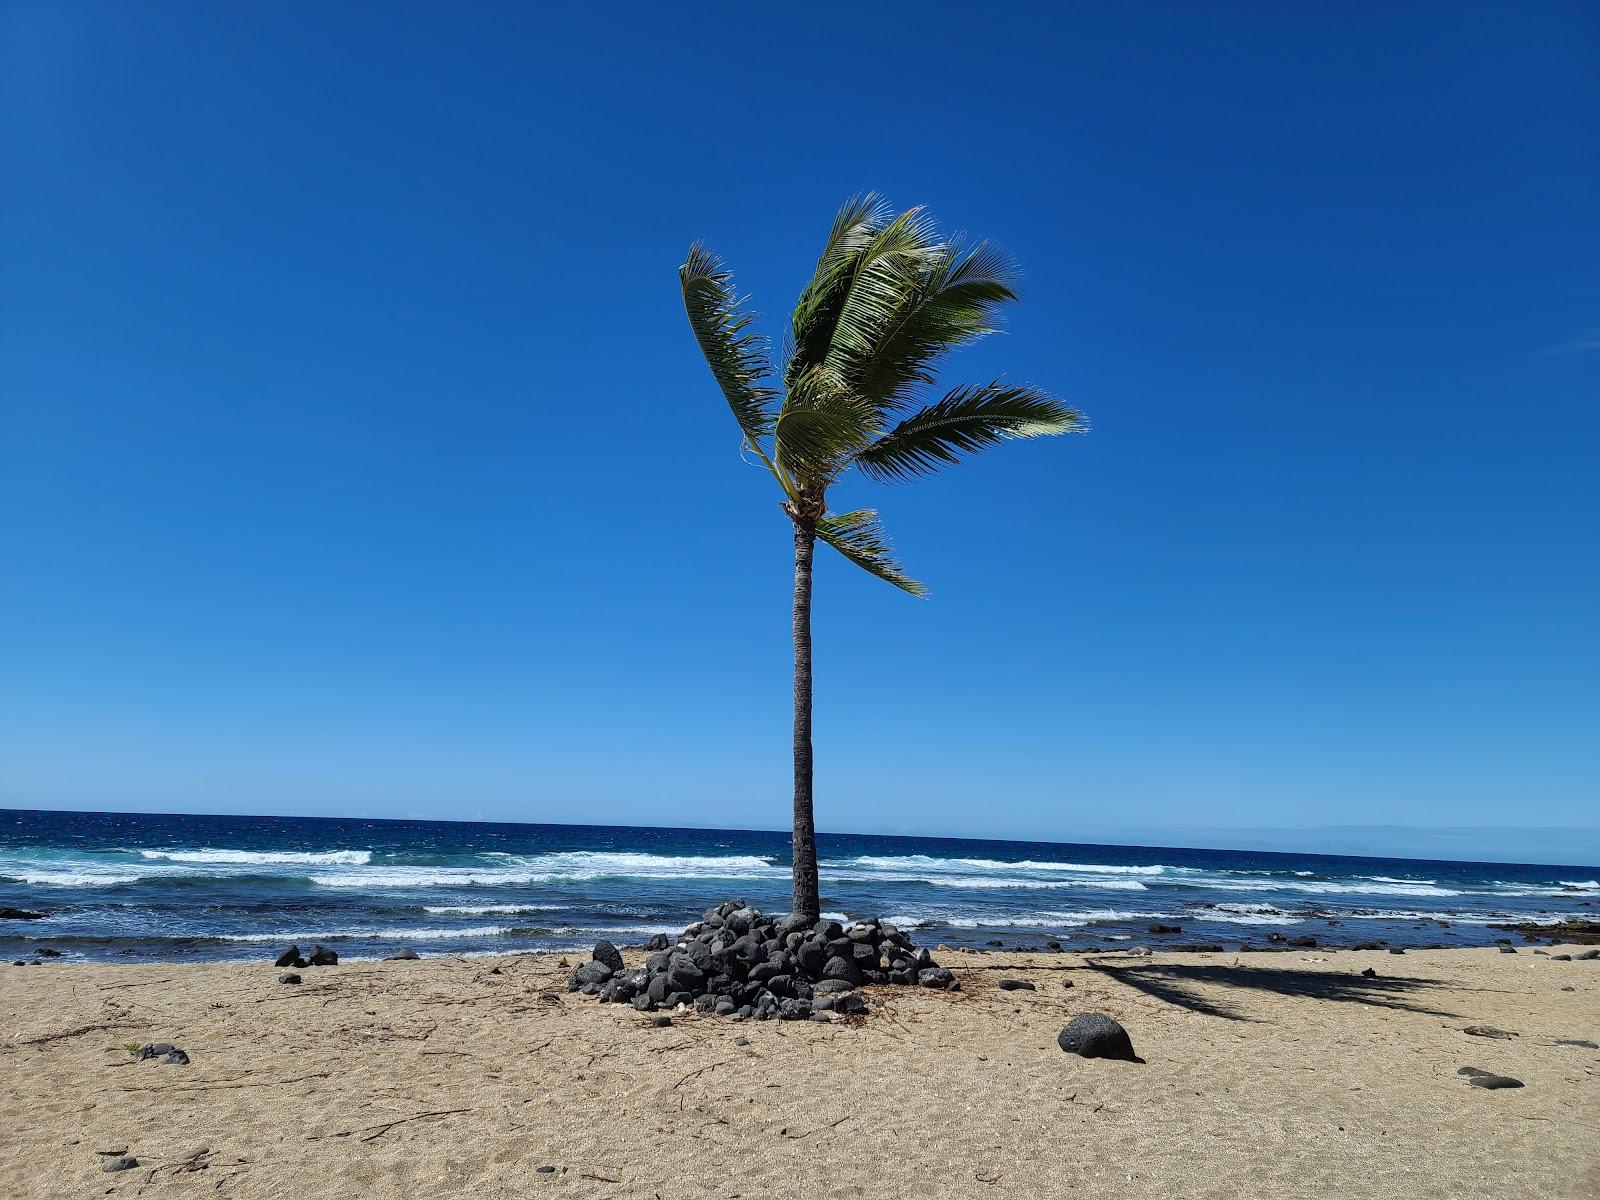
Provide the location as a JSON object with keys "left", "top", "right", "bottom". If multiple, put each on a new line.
{"left": 1, "top": 808, "right": 1594, "bottom": 962}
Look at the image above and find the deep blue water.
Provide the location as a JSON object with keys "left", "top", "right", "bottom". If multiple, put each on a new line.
{"left": 1, "top": 809, "right": 1594, "bottom": 962}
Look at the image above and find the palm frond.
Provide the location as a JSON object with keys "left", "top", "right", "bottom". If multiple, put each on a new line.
{"left": 774, "top": 368, "right": 880, "bottom": 484}
{"left": 787, "top": 194, "right": 890, "bottom": 384}
{"left": 854, "top": 238, "right": 1019, "bottom": 410}
{"left": 853, "top": 381, "right": 1084, "bottom": 483}
{"left": 815, "top": 508, "right": 927, "bottom": 596}
{"left": 816, "top": 207, "right": 944, "bottom": 382}
{"left": 679, "top": 244, "right": 780, "bottom": 455}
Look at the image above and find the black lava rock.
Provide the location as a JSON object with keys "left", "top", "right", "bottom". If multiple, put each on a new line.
{"left": 917, "top": 967, "right": 958, "bottom": 990}
{"left": 0, "top": 907, "right": 46, "bottom": 921}
{"left": 278, "top": 972, "right": 301, "bottom": 985}
{"left": 997, "top": 979, "right": 1036, "bottom": 991}
{"left": 1287, "top": 936, "right": 1318, "bottom": 948}
{"left": 1057, "top": 1013, "right": 1143, "bottom": 1063}
{"left": 1361, "top": 967, "right": 1377, "bottom": 978}
{"left": 568, "top": 960, "right": 613, "bottom": 992}
{"left": 592, "top": 939, "right": 625, "bottom": 974}
{"left": 274, "top": 945, "right": 301, "bottom": 968}
{"left": 644, "top": 933, "right": 671, "bottom": 951}
{"left": 1147, "top": 924, "right": 1182, "bottom": 934}
{"left": 163, "top": 1049, "right": 190, "bottom": 1065}
{"left": 101, "top": 1156, "right": 138, "bottom": 1173}
{"left": 570, "top": 902, "right": 945, "bottom": 1021}
{"left": 307, "top": 945, "right": 339, "bottom": 967}
{"left": 1468, "top": 1074, "right": 1524, "bottom": 1089}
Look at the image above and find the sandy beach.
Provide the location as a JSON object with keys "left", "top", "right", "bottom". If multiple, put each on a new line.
{"left": 1, "top": 945, "right": 1594, "bottom": 1199}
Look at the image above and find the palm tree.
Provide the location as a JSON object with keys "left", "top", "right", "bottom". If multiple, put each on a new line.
{"left": 679, "top": 194, "right": 1084, "bottom": 921}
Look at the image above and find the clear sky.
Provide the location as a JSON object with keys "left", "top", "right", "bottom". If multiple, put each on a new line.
{"left": 2, "top": 4, "right": 1596, "bottom": 862}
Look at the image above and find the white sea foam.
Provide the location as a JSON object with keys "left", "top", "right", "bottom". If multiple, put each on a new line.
{"left": 927, "top": 877, "right": 1149, "bottom": 891}
{"left": 1558, "top": 880, "right": 1599, "bottom": 890}
{"left": 942, "top": 909, "right": 1145, "bottom": 928}
{"left": 499, "top": 851, "right": 779, "bottom": 876}
{"left": 3, "top": 867, "right": 144, "bottom": 887}
{"left": 1204, "top": 903, "right": 1300, "bottom": 926}
{"left": 218, "top": 926, "right": 511, "bottom": 942}
{"left": 421, "top": 904, "right": 556, "bottom": 916}
{"left": 311, "top": 850, "right": 786, "bottom": 889}
{"left": 836, "top": 855, "right": 1167, "bottom": 876}
{"left": 138, "top": 848, "right": 372, "bottom": 866}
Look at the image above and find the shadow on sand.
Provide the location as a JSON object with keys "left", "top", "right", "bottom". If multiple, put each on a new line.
{"left": 1082, "top": 960, "right": 1466, "bottom": 1022}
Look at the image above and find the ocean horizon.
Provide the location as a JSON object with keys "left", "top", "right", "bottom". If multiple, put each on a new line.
{"left": 3, "top": 807, "right": 1594, "bottom": 963}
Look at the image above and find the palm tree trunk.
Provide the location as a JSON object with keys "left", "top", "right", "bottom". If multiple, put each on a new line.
{"left": 790, "top": 521, "right": 820, "bottom": 921}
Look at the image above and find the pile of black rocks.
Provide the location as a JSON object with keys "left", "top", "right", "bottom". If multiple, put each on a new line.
{"left": 568, "top": 900, "right": 957, "bottom": 1021}
{"left": 273, "top": 943, "right": 338, "bottom": 968}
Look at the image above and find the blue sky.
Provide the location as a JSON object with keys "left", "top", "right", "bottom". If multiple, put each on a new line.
{"left": 1, "top": 4, "right": 1596, "bottom": 863}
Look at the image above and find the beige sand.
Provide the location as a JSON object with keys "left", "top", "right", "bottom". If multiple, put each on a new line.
{"left": 1, "top": 946, "right": 1595, "bottom": 1199}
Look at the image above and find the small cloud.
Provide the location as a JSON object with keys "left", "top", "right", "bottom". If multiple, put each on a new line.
{"left": 1541, "top": 327, "right": 1600, "bottom": 357}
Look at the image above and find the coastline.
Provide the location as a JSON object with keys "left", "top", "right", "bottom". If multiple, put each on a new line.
{"left": 4, "top": 946, "right": 1595, "bottom": 1198}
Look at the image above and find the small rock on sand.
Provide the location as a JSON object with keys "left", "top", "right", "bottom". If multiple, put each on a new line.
{"left": 274, "top": 945, "right": 301, "bottom": 967}
{"left": 1058, "top": 1013, "right": 1143, "bottom": 1063}
{"left": 101, "top": 1156, "right": 138, "bottom": 1173}
{"left": 1555, "top": 1039, "right": 1597, "bottom": 1049}
{"left": 1463, "top": 1026, "right": 1516, "bottom": 1039}
{"left": 1550, "top": 954, "right": 1572, "bottom": 961}
{"left": 163, "top": 1049, "right": 190, "bottom": 1065}
{"left": 1361, "top": 968, "right": 1377, "bottom": 978}
{"left": 536, "top": 1165, "right": 556, "bottom": 1174}
{"left": 1469, "top": 1074, "right": 1524, "bottom": 1089}
{"left": 651, "top": 1015, "right": 672, "bottom": 1027}
{"left": 997, "top": 979, "right": 1036, "bottom": 991}
{"left": 278, "top": 972, "right": 301, "bottom": 985}
{"left": 386, "top": 948, "right": 420, "bottom": 960}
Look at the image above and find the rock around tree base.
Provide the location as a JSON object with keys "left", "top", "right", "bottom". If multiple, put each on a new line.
{"left": 568, "top": 900, "right": 955, "bottom": 1022}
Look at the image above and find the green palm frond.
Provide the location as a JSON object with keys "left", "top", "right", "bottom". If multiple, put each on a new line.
{"left": 853, "top": 381, "right": 1084, "bottom": 483}
{"left": 787, "top": 194, "right": 890, "bottom": 384}
{"left": 773, "top": 368, "right": 880, "bottom": 483}
{"left": 815, "top": 509, "right": 927, "bottom": 596}
{"left": 817, "top": 207, "right": 944, "bottom": 382}
{"left": 854, "top": 238, "right": 1019, "bottom": 411}
{"left": 680, "top": 244, "right": 780, "bottom": 456}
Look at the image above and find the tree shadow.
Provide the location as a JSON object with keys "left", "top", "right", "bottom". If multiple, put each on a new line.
{"left": 1083, "top": 960, "right": 1466, "bottom": 1022}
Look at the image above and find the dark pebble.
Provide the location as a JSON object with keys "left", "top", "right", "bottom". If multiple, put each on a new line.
{"left": 1555, "top": 1039, "right": 1597, "bottom": 1049}
{"left": 101, "top": 1156, "right": 138, "bottom": 1173}
{"left": 163, "top": 1049, "right": 190, "bottom": 1065}
{"left": 1469, "top": 1074, "right": 1524, "bottom": 1089}
{"left": 278, "top": 973, "right": 301, "bottom": 985}
{"left": 536, "top": 1165, "right": 556, "bottom": 1174}
{"left": 1551, "top": 954, "right": 1572, "bottom": 961}
{"left": 997, "top": 979, "right": 1036, "bottom": 991}
{"left": 733, "top": 1038, "right": 750, "bottom": 1047}
{"left": 1389, "top": 948, "right": 1406, "bottom": 955}
{"left": 1361, "top": 968, "right": 1377, "bottom": 978}
{"left": 651, "top": 1015, "right": 672, "bottom": 1027}
{"left": 1463, "top": 1026, "right": 1515, "bottom": 1039}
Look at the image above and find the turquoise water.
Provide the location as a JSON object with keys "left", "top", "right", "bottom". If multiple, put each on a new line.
{"left": 1, "top": 809, "right": 1593, "bottom": 961}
